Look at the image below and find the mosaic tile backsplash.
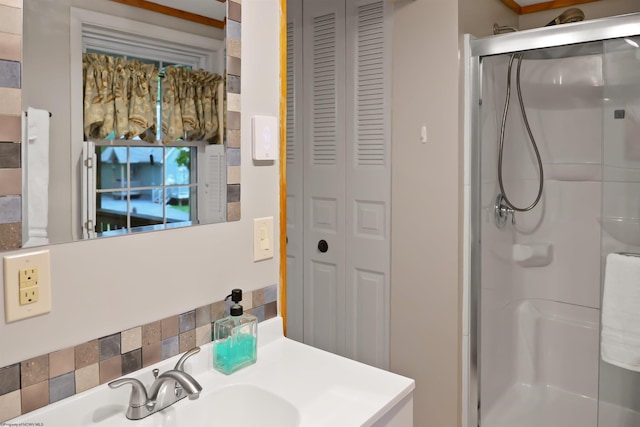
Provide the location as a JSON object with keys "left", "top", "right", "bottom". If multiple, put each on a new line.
{"left": 0, "top": 284, "right": 278, "bottom": 422}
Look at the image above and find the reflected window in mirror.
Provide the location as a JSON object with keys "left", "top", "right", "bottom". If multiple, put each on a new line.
{"left": 83, "top": 142, "right": 224, "bottom": 238}
{"left": 74, "top": 9, "right": 226, "bottom": 239}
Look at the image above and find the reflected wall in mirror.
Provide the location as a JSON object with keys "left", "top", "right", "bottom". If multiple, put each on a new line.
{"left": 4, "top": 0, "right": 241, "bottom": 252}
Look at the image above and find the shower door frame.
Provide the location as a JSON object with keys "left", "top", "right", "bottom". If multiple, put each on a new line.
{"left": 465, "top": 12, "right": 640, "bottom": 427}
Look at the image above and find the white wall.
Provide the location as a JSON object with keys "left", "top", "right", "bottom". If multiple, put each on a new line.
{"left": 390, "top": 1, "right": 461, "bottom": 426}
{"left": 389, "top": 1, "right": 517, "bottom": 425}
{"left": 0, "top": 0, "right": 281, "bottom": 367}
{"left": 459, "top": 0, "right": 517, "bottom": 37}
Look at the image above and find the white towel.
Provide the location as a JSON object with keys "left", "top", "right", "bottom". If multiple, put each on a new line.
{"left": 601, "top": 253, "right": 640, "bottom": 371}
{"left": 22, "top": 107, "right": 50, "bottom": 247}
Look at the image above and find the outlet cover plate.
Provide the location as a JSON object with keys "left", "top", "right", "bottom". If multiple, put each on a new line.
{"left": 4, "top": 250, "right": 52, "bottom": 322}
{"left": 253, "top": 217, "right": 274, "bottom": 262}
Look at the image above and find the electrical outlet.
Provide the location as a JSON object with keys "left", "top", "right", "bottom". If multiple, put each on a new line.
{"left": 19, "top": 268, "right": 38, "bottom": 288}
{"left": 19, "top": 286, "right": 39, "bottom": 305}
{"left": 4, "top": 250, "right": 51, "bottom": 322}
{"left": 253, "top": 217, "right": 274, "bottom": 262}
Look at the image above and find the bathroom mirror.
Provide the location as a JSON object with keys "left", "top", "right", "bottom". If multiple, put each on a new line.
{"left": 12, "top": 0, "right": 239, "bottom": 250}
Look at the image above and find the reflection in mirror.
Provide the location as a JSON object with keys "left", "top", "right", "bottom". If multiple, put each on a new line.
{"left": 12, "top": 0, "right": 236, "bottom": 252}
{"left": 88, "top": 141, "right": 224, "bottom": 238}
{"left": 80, "top": 35, "right": 225, "bottom": 237}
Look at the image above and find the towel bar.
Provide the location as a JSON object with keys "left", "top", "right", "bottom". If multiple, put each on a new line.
{"left": 24, "top": 111, "right": 52, "bottom": 117}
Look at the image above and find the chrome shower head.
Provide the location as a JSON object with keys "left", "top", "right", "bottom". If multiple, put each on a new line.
{"left": 545, "top": 8, "right": 585, "bottom": 26}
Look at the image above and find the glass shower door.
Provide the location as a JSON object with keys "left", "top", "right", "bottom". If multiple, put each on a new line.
{"left": 598, "top": 35, "right": 640, "bottom": 427}
{"left": 478, "top": 42, "right": 604, "bottom": 427}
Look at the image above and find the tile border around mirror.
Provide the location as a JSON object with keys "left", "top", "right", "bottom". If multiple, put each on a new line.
{"left": 226, "top": 0, "right": 241, "bottom": 221}
{"left": 0, "top": 0, "right": 22, "bottom": 251}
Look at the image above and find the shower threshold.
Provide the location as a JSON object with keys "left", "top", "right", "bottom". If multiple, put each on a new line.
{"left": 482, "top": 383, "right": 595, "bottom": 427}
{"left": 482, "top": 383, "right": 640, "bottom": 427}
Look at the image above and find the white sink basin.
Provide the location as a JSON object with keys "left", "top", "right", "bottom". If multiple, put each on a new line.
{"left": 196, "top": 384, "right": 300, "bottom": 426}
{"left": 76, "top": 385, "right": 299, "bottom": 427}
{"left": 83, "top": 384, "right": 299, "bottom": 427}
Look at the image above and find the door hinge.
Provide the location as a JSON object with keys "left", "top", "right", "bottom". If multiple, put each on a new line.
{"left": 84, "top": 220, "right": 94, "bottom": 231}
{"left": 84, "top": 157, "right": 93, "bottom": 168}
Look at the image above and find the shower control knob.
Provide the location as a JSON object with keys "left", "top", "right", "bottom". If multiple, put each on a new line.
{"left": 318, "top": 240, "right": 328, "bottom": 253}
{"left": 495, "top": 194, "right": 516, "bottom": 229}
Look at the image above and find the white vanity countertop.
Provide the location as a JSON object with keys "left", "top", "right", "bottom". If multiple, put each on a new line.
{"left": 11, "top": 317, "right": 415, "bottom": 427}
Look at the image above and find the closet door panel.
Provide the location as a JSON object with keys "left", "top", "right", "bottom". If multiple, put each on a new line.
{"left": 286, "top": 0, "right": 305, "bottom": 343}
{"left": 302, "top": 0, "right": 348, "bottom": 356}
{"left": 345, "top": 0, "right": 391, "bottom": 369}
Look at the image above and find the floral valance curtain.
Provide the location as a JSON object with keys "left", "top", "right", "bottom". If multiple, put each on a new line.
{"left": 83, "top": 53, "right": 159, "bottom": 142}
{"left": 161, "top": 66, "right": 225, "bottom": 144}
{"left": 82, "top": 53, "right": 225, "bottom": 144}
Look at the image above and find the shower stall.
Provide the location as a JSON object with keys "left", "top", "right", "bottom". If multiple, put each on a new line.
{"left": 466, "top": 12, "right": 640, "bottom": 427}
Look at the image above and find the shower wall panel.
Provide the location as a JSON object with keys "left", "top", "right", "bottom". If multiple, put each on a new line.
{"left": 510, "top": 179, "right": 601, "bottom": 308}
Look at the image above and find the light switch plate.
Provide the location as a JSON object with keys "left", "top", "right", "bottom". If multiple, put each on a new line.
{"left": 252, "top": 115, "right": 278, "bottom": 161}
{"left": 253, "top": 217, "right": 274, "bottom": 262}
{"left": 4, "top": 250, "right": 52, "bottom": 322}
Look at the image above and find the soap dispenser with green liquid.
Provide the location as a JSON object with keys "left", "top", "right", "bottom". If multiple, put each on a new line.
{"left": 212, "top": 289, "right": 257, "bottom": 374}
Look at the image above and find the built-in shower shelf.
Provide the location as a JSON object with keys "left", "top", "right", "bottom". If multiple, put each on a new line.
{"left": 545, "top": 162, "right": 601, "bottom": 181}
{"left": 513, "top": 243, "right": 553, "bottom": 267}
{"left": 546, "top": 163, "right": 640, "bottom": 182}
{"left": 602, "top": 164, "right": 640, "bottom": 183}
{"left": 600, "top": 216, "right": 640, "bottom": 246}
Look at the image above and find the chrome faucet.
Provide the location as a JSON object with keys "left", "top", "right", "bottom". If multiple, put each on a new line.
{"left": 108, "top": 347, "right": 203, "bottom": 420}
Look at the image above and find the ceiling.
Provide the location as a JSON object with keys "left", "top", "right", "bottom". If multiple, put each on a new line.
{"left": 500, "top": 0, "right": 600, "bottom": 14}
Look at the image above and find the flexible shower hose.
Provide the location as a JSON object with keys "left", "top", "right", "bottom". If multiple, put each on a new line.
{"left": 497, "top": 53, "right": 544, "bottom": 212}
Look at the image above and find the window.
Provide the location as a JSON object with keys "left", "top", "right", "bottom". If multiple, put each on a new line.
{"left": 75, "top": 10, "right": 226, "bottom": 239}
{"left": 87, "top": 142, "right": 195, "bottom": 237}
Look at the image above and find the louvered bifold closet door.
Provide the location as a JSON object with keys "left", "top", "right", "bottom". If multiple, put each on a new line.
{"left": 285, "top": 0, "right": 305, "bottom": 343}
{"left": 302, "top": 0, "right": 348, "bottom": 357}
{"left": 344, "top": 0, "right": 391, "bottom": 369}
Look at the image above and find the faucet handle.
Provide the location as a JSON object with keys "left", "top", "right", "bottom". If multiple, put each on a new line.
{"left": 174, "top": 346, "right": 201, "bottom": 371}
{"left": 108, "top": 378, "right": 149, "bottom": 407}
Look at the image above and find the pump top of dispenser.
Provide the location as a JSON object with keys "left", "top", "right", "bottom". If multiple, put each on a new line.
{"left": 229, "top": 288, "right": 243, "bottom": 303}
{"left": 228, "top": 289, "right": 244, "bottom": 316}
